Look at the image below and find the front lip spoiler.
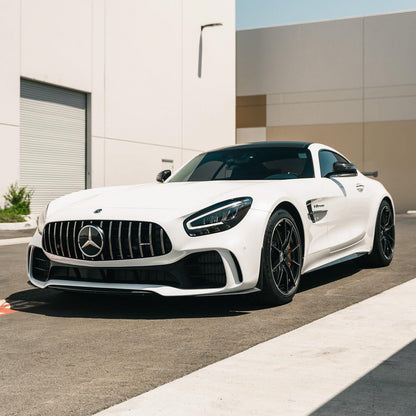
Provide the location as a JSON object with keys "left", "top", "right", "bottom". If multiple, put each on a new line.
{"left": 47, "top": 285, "right": 156, "bottom": 295}
{"left": 196, "top": 287, "right": 261, "bottom": 297}
{"left": 29, "top": 281, "right": 260, "bottom": 297}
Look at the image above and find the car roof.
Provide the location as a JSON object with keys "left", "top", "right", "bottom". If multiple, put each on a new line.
{"left": 211, "top": 141, "right": 312, "bottom": 152}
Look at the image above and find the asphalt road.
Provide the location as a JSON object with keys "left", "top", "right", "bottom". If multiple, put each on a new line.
{"left": 1, "top": 216, "right": 415, "bottom": 416}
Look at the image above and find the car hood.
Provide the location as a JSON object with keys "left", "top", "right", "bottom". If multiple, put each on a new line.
{"left": 46, "top": 181, "right": 283, "bottom": 222}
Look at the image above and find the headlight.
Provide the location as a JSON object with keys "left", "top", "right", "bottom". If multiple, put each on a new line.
{"left": 184, "top": 197, "right": 252, "bottom": 237}
{"left": 37, "top": 204, "right": 49, "bottom": 235}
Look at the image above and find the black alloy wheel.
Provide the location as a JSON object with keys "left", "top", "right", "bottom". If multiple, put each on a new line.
{"left": 379, "top": 203, "right": 395, "bottom": 260}
{"left": 260, "top": 209, "right": 303, "bottom": 305}
{"left": 366, "top": 200, "right": 395, "bottom": 267}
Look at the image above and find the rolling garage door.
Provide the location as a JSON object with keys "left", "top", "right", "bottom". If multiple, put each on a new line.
{"left": 20, "top": 79, "right": 87, "bottom": 214}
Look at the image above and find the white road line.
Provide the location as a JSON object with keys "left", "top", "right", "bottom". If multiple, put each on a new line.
{"left": 0, "top": 237, "right": 31, "bottom": 246}
{"left": 94, "top": 278, "right": 416, "bottom": 416}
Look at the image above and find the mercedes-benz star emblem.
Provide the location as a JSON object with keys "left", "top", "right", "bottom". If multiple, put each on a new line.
{"left": 78, "top": 225, "right": 105, "bottom": 258}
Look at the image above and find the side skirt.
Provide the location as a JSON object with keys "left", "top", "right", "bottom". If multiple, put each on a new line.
{"left": 303, "top": 252, "right": 368, "bottom": 275}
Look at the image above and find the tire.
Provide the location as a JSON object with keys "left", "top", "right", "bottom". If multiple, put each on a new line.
{"left": 366, "top": 200, "right": 395, "bottom": 267}
{"left": 259, "top": 209, "right": 303, "bottom": 305}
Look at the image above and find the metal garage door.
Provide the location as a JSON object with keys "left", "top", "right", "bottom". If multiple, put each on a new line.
{"left": 20, "top": 79, "right": 87, "bottom": 214}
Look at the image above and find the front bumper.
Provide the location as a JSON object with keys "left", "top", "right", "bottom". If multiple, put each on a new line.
{"left": 27, "top": 208, "right": 267, "bottom": 296}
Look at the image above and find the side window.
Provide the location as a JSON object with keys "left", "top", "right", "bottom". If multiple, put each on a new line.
{"left": 319, "top": 150, "right": 349, "bottom": 177}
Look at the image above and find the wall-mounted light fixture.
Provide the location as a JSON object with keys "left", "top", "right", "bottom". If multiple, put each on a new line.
{"left": 201, "top": 23, "right": 223, "bottom": 31}
{"left": 198, "top": 23, "right": 223, "bottom": 78}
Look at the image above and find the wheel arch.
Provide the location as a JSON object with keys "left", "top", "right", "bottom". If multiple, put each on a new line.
{"left": 382, "top": 196, "right": 394, "bottom": 215}
{"left": 256, "top": 200, "right": 306, "bottom": 291}
{"left": 366, "top": 196, "right": 395, "bottom": 265}
{"left": 367, "top": 193, "right": 395, "bottom": 254}
{"left": 271, "top": 201, "right": 305, "bottom": 254}
{"left": 256, "top": 200, "right": 305, "bottom": 302}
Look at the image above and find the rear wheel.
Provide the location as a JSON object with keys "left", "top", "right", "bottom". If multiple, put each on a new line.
{"left": 366, "top": 200, "right": 395, "bottom": 267}
{"left": 259, "top": 209, "right": 303, "bottom": 305}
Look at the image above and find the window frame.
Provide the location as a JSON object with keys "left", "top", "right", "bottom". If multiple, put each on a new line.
{"left": 318, "top": 149, "right": 351, "bottom": 178}
{"left": 170, "top": 147, "right": 316, "bottom": 182}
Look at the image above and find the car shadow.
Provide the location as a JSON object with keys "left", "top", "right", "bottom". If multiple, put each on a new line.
{"left": 6, "top": 259, "right": 364, "bottom": 320}
{"left": 298, "top": 258, "right": 363, "bottom": 293}
{"left": 5, "top": 288, "right": 257, "bottom": 320}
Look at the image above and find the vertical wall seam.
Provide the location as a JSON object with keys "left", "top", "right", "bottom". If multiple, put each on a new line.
{"left": 235, "top": 0, "right": 238, "bottom": 143}
{"left": 87, "top": 0, "right": 93, "bottom": 189}
{"left": 18, "top": 0, "right": 23, "bottom": 184}
{"left": 103, "top": 0, "right": 107, "bottom": 186}
{"left": 91, "top": 0, "right": 94, "bottom": 99}
{"left": 19, "top": 0, "right": 22, "bottom": 76}
{"left": 362, "top": 16, "right": 365, "bottom": 171}
{"left": 181, "top": 0, "right": 184, "bottom": 165}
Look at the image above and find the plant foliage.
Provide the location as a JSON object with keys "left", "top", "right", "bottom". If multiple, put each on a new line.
{"left": 3, "top": 182, "right": 34, "bottom": 215}
{"left": 0, "top": 208, "right": 25, "bottom": 223}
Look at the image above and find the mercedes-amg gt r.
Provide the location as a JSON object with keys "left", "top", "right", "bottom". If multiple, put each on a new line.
{"left": 27, "top": 142, "right": 395, "bottom": 304}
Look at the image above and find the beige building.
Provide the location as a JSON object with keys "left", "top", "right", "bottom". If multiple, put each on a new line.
{"left": 0, "top": 0, "right": 235, "bottom": 213}
{"left": 236, "top": 11, "right": 416, "bottom": 212}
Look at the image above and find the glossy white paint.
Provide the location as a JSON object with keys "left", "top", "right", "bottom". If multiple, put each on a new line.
{"left": 27, "top": 143, "right": 394, "bottom": 297}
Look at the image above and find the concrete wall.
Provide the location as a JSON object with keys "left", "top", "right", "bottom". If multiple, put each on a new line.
{"left": 0, "top": 0, "right": 235, "bottom": 207}
{"left": 0, "top": 0, "right": 20, "bottom": 207}
{"left": 236, "top": 11, "right": 416, "bottom": 212}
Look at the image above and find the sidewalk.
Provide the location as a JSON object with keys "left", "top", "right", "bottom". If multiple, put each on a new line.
{"left": 95, "top": 278, "right": 416, "bottom": 416}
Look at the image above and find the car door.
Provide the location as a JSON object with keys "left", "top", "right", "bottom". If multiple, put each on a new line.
{"left": 300, "top": 175, "right": 347, "bottom": 256}
{"left": 318, "top": 149, "right": 371, "bottom": 252}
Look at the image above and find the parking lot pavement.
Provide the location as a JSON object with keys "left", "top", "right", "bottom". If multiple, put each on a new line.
{"left": 95, "top": 278, "right": 416, "bottom": 416}
{"left": 0, "top": 216, "right": 415, "bottom": 416}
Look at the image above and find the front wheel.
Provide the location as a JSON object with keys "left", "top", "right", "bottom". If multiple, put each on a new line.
{"left": 366, "top": 200, "right": 395, "bottom": 267}
{"left": 259, "top": 209, "right": 303, "bottom": 305}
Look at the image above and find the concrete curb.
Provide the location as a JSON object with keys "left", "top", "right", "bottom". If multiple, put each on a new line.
{"left": 0, "top": 215, "right": 37, "bottom": 231}
{"left": 0, "top": 237, "right": 32, "bottom": 246}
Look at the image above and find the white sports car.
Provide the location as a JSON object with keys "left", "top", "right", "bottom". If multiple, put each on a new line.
{"left": 27, "top": 142, "right": 395, "bottom": 305}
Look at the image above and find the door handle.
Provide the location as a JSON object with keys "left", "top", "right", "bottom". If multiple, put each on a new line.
{"left": 356, "top": 183, "right": 364, "bottom": 193}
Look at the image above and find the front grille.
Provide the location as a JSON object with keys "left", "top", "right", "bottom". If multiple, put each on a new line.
{"left": 31, "top": 250, "right": 227, "bottom": 289}
{"left": 42, "top": 220, "right": 172, "bottom": 261}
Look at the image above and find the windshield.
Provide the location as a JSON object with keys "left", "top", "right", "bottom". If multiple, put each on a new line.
{"left": 170, "top": 147, "right": 314, "bottom": 182}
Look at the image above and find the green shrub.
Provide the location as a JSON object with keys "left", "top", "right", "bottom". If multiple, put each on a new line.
{"left": 0, "top": 207, "right": 25, "bottom": 223}
{"left": 3, "top": 182, "right": 34, "bottom": 215}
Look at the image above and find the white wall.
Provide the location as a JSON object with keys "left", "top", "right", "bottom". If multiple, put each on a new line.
{"left": 96, "top": 0, "right": 236, "bottom": 187}
{"left": 237, "top": 11, "right": 416, "bottom": 127}
{"left": 364, "top": 12, "right": 416, "bottom": 123}
{"left": 182, "top": 0, "right": 236, "bottom": 151}
{"left": 0, "top": 0, "right": 20, "bottom": 206}
{"left": 237, "top": 18, "right": 363, "bottom": 96}
{"left": 21, "top": 0, "right": 92, "bottom": 92}
{"left": 0, "top": 0, "right": 235, "bottom": 208}
{"left": 236, "top": 11, "right": 416, "bottom": 212}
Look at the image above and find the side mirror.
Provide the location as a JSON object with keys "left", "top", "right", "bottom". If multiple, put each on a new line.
{"left": 326, "top": 162, "right": 357, "bottom": 178}
{"left": 156, "top": 169, "right": 171, "bottom": 183}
